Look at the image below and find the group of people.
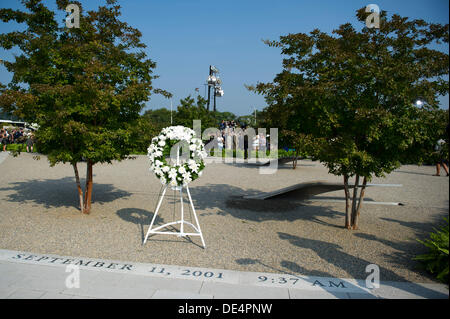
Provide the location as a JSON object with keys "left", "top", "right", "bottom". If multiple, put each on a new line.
{"left": 0, "top": 128, "right": 35, "bottom": 152}
{"left": 219, "top": 120, "right": 237, "bottom": 131}
{"left": 208, "top": 120, "right": 270, "bottom": 159}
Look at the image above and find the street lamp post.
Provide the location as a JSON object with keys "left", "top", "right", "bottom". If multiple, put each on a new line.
{"left": 170, "top": 99, "right": 173, "bottom": 125}
{"left": 206, "top": 65, "right": 223, "bottom": 112}
{"left": 207, "top": 66, "right": 213, "bottom": 111}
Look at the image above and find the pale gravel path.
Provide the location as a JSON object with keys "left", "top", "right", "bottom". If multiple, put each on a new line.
{"left": 0, "top": 152, "right": 7, "bottom": 165}
{"left": 0, "top": 152, "right": 448, "bottom": 283}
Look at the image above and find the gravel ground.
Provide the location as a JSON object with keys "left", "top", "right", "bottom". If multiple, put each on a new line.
{"left": 0, "top": 152, "right": 448, "bottom": 283}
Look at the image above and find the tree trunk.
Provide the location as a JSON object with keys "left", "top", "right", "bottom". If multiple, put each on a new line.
{"left": 83, "top": 161, "right": 93, "bottom": 214}
{"left": 350, "top": 174, "right": 360, "bottom": 227}
{"left": 352, "top": 176, "right": 367, "bottom": 230}
{"left": 72, "top": 163, "right": 85, "bottom": 214}
{"left": 343, "top": 175, "right": 351, "bottom": 229}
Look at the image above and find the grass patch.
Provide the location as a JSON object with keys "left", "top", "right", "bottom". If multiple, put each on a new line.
{"left": 0, "top": 143, "right": 38, "bottom": 153}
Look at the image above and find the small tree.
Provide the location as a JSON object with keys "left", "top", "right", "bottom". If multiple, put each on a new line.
{"left": 0, "top": 0, "right": 167, "bottom": 214}
{"left": 142, "top": 108, "right": 173, "bottom": 129}
{"left": 250, "top": 8, "right": 449, "bottom": 229}
{"left": 219, "top": 111, "right": 237, "bottom": 122}
{"left": 255, "top": 101, "right": 317, "bottom": 168}
{"left": 402, "top": 108, "right": 449, "bottom": 165}
{"left": 175, "top": 95, "right": 217, "bottom": 129}
{"left": 283, "top": 131, "right": 317, "bottom": 169}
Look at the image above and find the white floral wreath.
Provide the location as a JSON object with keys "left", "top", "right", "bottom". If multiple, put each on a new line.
{"left": 147, "top": 126, "right": 207, "bottom": 187}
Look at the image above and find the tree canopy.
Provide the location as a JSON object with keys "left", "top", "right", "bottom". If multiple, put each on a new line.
{"left": 250, "top": 8, "right": 449, "bottom": 229}
{"left": 0, "top": 0, "right": 167, "bottom": 213}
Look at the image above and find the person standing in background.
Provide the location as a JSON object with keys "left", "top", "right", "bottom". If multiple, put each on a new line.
{"left": 243, "top": 128, "right": 249, "bottom": 160}
{"left": 0, "top": 129, "right": 4, "bottom": 151}
{"left": 216, "top": 132, "right": 224, "bottom": 154}
{"left": 259, "top": 133, "right": 266, "bottom": 155}
{"left": 433, "top": 138, "right": 449, "bottom": 176}
{"left": 1, "top": 129, "right": 9, "bottom": 151}
{"left": 26, "top": 133, "right": 35, "bottom": 153}
{"left": 252, "top": 134, "right": 259, "bottom": 152}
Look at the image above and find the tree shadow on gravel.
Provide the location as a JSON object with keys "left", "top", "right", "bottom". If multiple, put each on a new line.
{"left": 393, "top": 170, "right": 435, "bottom": 176}
{"left": 380, "top": 212, "right": 449, "bottom": 235}
{"left": 236, "top": 257, "right": 334, "bottom": 278}
{"left": 353, "top": 232, "right": 435, "bottom": 281}
{"left": 116, "top": 208, "right": 163, "bottom": 243}
{"left": 188, "top": 183, "right": 345, "bottom": 226}
{"left": 277, "top": 232, "right": 448, "bottom": 298}
{"left": 0, "top": 176, "right": 131, "bottom": 209}
{"left": 361, "top": 210, "right": 449, "bottom": 280}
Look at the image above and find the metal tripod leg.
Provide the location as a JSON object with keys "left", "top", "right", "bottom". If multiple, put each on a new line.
{"left": 143, "top": 185, "right": 168, "bottom": 244}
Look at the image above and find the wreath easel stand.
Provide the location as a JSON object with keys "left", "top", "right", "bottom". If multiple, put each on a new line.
{"left": 143, "top": 146, "right": 206, "bottom": 248}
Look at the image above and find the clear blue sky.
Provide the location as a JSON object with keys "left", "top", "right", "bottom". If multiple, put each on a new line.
{"left": 0, "top": 0, "right": 448, "bottom": 116}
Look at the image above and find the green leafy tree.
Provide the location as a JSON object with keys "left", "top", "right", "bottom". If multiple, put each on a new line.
{"left": 255, "top": 101, "right": 318, "bottom": 168}
{"left": 236, "top": 110, "right": 264, "bottom": 128}
{"left": 132, "top": 115, "right": 160, "bottom": 154}
{"left": 142, "top": 108, "right": 172, "bottom": 129}
{"left": 175, "top": 95, "right": 217, "bottom": 129}
{"left": 0, "top": 0, "right": 167, "bottom": 214}
{"left": 140, "top": 107, "right": 173, "bottom": 145}
{"left": 236, "top": 115, "right": 253, "bottom": 126}
{"left": 135, "top": 107, "right": 174, "bottom": 154}
{"left": 403, "top": 108, "right": 449, "bottom": 165}
{"left": 250, "top": 8, "right": 449, "bottom": 229}
{"left": 283, "top": 131, "right": 317, "bottom": 169}
{"left": 219, "top": 111, "right": 237, "bottom": 122}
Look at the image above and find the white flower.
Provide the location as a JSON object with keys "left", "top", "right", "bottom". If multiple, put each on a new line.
{"left": 154, "top": 168, "right": 163, "bottom": 176}
{"left": 155, "top": 160, "right": 163, "bottom": 167}
{"left": 170, "top": 179, "right": 178, "bottom": 187}
{"left": 158, "top": 140, "right": 166, "bottom": 147}
{"left": 188, "top": 162, "right": 198, "bottom": 172}
{"left": 189, "top": 144, "right": 197, "bottom": 151}
{"left": 195, "top": 150, "right": 207, "bottom": 159}
{"left": 182, "top": 171, "right": 191, "bottom": 181}
{"left": 160, "top": 176, "right": 167, "bottom": 185}
{"left": 168, "top": 169, "right": 177, "bottom": 180}
{"left": 178, "top": 166, "right": 186, "bottom": 174}
{"left": 162, "top": 166, "right": 170, "bottom": 173}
